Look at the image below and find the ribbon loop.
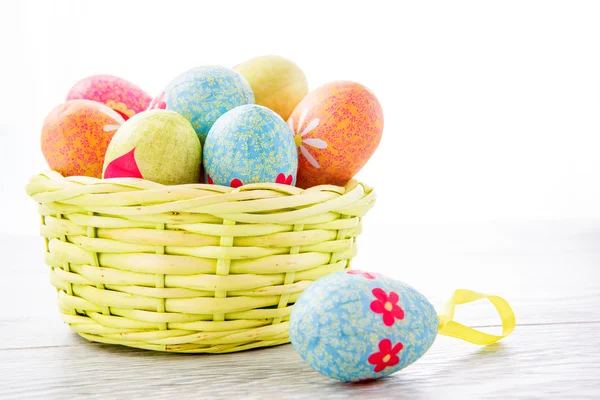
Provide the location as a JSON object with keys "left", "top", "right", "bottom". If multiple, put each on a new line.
{"left": 437, "top": 289, "right": 516, "bottom": 345}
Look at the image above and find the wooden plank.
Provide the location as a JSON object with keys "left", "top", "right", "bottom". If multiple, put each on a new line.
{"left": 1, "top": 323, "right": 598, "bottom": 399}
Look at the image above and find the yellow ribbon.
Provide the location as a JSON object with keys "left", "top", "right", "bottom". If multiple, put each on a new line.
{"left": 437, "top": 289, "right": 516, "bottom": 345}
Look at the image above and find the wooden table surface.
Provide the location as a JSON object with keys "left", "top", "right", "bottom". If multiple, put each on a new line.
{"left": 1, "top": 220, "right": 599, "bottom": 399}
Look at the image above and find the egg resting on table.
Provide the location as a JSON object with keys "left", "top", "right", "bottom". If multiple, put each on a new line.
{"left": 103, "top": 109, "right": 201, "bottom": 185}
{"left": 41, "top": 99, "right": 126, "bottom": 178}
{"left": 148, "top": 65, "right": 254, "bottom": 145}
{"left": 287, "top": 81, "right": 383, "bottom": 189}
{"left": 234, "top": 55, "right": 308, "bottom": 121}
{"left": 66, "top": 75, "right": 152, "bottom": 120}
{"left": 203, "top": 104, "right": 297, "bottom": 188}
{"left": 289, "top": 270, "right": 438, "bottom": 382}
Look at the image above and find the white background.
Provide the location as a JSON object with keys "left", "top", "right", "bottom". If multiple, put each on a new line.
{"left": 2, "top": 0, "right": 600, "bottom": 236}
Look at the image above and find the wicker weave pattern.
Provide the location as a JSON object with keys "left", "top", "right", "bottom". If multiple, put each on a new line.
{"left": 26, "top": 171, "right": 375, "bottom": 353}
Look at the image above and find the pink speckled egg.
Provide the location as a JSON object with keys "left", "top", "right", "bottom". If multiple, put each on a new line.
{"left": 287, "top": 81, "right": 384, "bottom": 189}
{"left": 66, "top": 75, "right": 152, "bottom": 121}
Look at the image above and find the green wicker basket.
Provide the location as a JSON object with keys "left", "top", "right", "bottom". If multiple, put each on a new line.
{"left": 25, "top": 171, "right": 375, "bottom": 353}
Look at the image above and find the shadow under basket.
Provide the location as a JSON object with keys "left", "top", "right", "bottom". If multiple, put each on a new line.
{"left": 25, "top": 171, "right": 375, "bottom": 353}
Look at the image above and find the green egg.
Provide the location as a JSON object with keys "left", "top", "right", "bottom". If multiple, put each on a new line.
{"left": 103, "top": 109, "right": 201, "bottom": 185}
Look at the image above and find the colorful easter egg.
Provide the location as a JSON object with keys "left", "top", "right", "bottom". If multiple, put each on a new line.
{"left": 234, "top": 55, "right": 308, "bottom": 121}
{"left": 148, "top": 66, "right": 254, "bottom": 144}
{"left": 203, "top": 104, "right": 297, "bottom": 188}
{"left": 66, "top": 75, "right": 152, "bottom": 120}
{"left": 290, "top": 271, "right": 438, "bottom": 382}
{"left": 103, "top": 110, "right": 201, "bottom": 185}
{"left": 287, "top": 81, "right": 384, "bottom": 188}
{"left": 41, "top": 99, "right": 126, "bottom": 178}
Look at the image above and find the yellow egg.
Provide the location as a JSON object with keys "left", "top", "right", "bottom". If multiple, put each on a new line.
{"left": 234, "top": 55, "right": 308, "bottom": 121}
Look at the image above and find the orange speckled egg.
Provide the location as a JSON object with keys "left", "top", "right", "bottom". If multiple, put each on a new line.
{"left": 287, "top": 81, "right": 383, "bottom": 188}
{"left": 41, "top": 99, "right": 126, "bottom": 178}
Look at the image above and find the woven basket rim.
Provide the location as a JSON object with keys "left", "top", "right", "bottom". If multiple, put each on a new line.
{"left": 26, "top": 170, "right": 373, "bottom": 193}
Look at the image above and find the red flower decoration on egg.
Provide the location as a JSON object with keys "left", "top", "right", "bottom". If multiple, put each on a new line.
{"left": 104, "top": 148, "right": 144, "bottom": 179}
{"left": 148, "top": 92, "right": 167, "bottom": 110}
{"left": 230, "top": 178, "right": 243, "bottom": 188}
{"left": 370, "top": 288, "right": 405, "bottom": 326}
{"left": 368, "top": 339, "right": 403, "bottom": 373}
{"left": 347, "top": 270, "right": 378, "bottom": 280}
{"left": 276, "top": 173, "right": 293, "bottom": 185}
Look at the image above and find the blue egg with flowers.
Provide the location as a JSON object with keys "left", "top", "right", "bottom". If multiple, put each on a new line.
{"left": 203, "top": 104, "right": 298, "bottom": 188}
{"left": 289, "top": 270, "right": 439, "bottom": 382}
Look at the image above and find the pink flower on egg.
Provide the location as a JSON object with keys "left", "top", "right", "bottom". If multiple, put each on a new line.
{"left": 148, "top": 92, "right": 167, "bottom": 110}
{"left": 230, "top": 178, "right": 243, "bottom": 188}
{"left": 103, "top": 147, "right": 144, "bottom": 179}
{"left": 370, "top": 288, "right": 405, "bottom": 327}
{"left": 368, "top": 339, "right": 403, "bottom": 373}
{"left": 276, "top": 173, "right": 293, "bottom": 185}
{"left": 347, "top": 270, "right": 379, "bottom": 280}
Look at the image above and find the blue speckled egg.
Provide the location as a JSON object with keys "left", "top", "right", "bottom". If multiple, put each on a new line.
{"left": 289, "top": 271, "right": 439, "bottom": 382}
{"left": 149, "top": 66, "right": 254, "bottom": 144}
{"left": 203, "top": 104, "right": 298, "bottom": 188}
